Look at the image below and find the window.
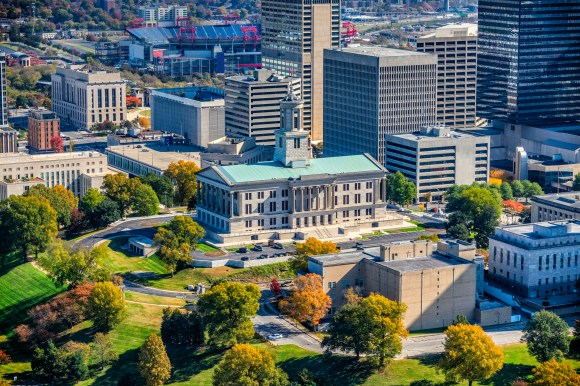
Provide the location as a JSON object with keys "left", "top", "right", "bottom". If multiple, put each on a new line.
{"left": 343, "top": 184, "right": 350, "bottom": 191}
{"left": 343, "top": 211, "right": 349, "bottom": 218}
{"left": 245, "top": 220, "right": 252, "bottom": 228}
{"left": 366, "top": 193, "right": 372, "bottom": 202}
{"left": 355, "top": 194, "right": 361, "bottom": 204}
{"left": 282, "top": 217, "right": 288, "bottom": 225}
{"left": 258, "top": 192, "right": 264, "bottom": 199}
{"left": 355, "top": 183, "right": 361, "bottom": 190}
{"left": 270, "top": 218, "right": 277, "bottom": 226}
{"left": 282, "top": 189, "right": 289, "bottom": 197}
{"left": 539, "top": 256, "right": 542, "bottom": 271}
{"left": 343, "top": 196, "right": 350, "bottom": 205}
{"left": 328, "top": 282, "right": 337, "bottom": 289}
{"left": 245, "top": 204, "right": 252, "bottom": 214}
{"left": 366, "top": 181, "right": 372, "bottom": 189}
{"left": 269, "top": 202, "right": 276, "bottom": 212}
{"left": 365, "top": 208, "right": 372, "bottom": 215}
{"left": 293, "top": 138, "right": 300, "bottom": 148}
{"left": 245, "top": 192, "right": 252, "bottom": 200}
{"left": 270, "top": 190, "right": 277, "bottom": 198}
{"left": 279, "top": 137, "right": 283, "bottom": 148}
{"left": 258, "top": 219, "right": 264, "bottom": 226}
{"left": 282, "top": 201, "right": 289, "bottom": 210}
{"left": 258, "top": 203, "right": 264, "bottom": 213}
{"left": 354, "top": 209, "right": 361, "bottom": 217}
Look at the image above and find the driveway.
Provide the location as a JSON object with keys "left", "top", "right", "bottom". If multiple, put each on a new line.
{"left": 122, "top": 279, "right": 197, "bottom": 301}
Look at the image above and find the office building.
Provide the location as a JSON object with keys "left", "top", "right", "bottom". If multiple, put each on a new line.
{"left": 200, "top": 137, "right": 268, "bottom": 168}
{"left": 477, "top": 0, "right": 580, "bottom": 125}
{"left": 488, "top": 221, "right": 580, "bottom": 298}
{"left": 0, "top": 50, "right": 7, "bottom": 127}
{"left": 417, "top": 23, "right": 478, "bottom": 129}
{"left": 323, "top": 47, "right": 438, "bottom": 165}
{"left": 385, "top": 125, "right": 489, "bottom": 202}
{"left": 225, "top": 70, "right": 301, "bottom": 146}
{"left": 261, "top": 0, "right": 341, "bottom": 141}
{"left": 0, "top": 151, "right": 108, "bottom": 198}
{"left": 196, "top": 93, "right": 406, "bottom": 245}
{"left": 150, "top": 87, "right": 225, "bottom": 148}
{"left": 309, "top": 240, "right": 489, "bottom": 331}
{"left": 28, "top": 110, "right": 60, "bottom": 152}
{"left": 531, "top": 193, "right": 580, "bottom": 223}
{"left": 0, "top": 129, "right": 18, "bottom": 154}
{"left": 51, "top": 65, "right": 127, "bottom": 130}
{"left": 138, "top": 4, "right": 188, "bottom": 27}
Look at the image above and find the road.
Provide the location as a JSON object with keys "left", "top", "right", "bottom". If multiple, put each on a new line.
{"left": 123, "top": 280, "right": 197, "bottom": 301}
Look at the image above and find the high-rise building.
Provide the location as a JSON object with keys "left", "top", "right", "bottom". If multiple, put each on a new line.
{"left": 417, "top": 23, "right": 478, "bottom": 129}
{"left": 323, "top": 47, "right": 437, "bottom": 165}
{"left": 28, "top": 110, "right": 60, "bottom": 152}
{"left": 477, "top": 0, "right": 580, "bottom": 125}
{"left": 138, "top": 4, "right": 188, "bottom": 27}
{"left": 0, "top": 50, "right": 7, "bottom": 127}
{"left": 51, "top": 65, "right": 127, "bottom": 130}
{"left": 261, "top": 0, "right": 340, "bottom": 141}
{"left": 225, "top": 69, "right": 301, "bottom": 146}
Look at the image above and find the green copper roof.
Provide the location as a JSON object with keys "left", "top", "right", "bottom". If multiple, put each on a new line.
{"left": 216, "top": 154, "right": 383, "bottom": 183}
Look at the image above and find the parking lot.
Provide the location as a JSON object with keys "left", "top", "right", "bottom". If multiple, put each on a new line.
{"left": 231, "top": 243, "right": 293, "bottom": 262}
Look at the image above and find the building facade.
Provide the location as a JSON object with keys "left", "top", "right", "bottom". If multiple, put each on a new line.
{"left": 150, "top": 87, "right": 225, "bottom": 148}
{"left": 261, "top": 0, "right": 340, "bottom": 141}
{"left": 0, "top": 129, "right": 17, "bottom": 154}
{"left": 488, "top": 221, "right": 580, "bottom": 298}
{"left": 531, "top": 193, "right": 580, "bottom": 223}
{"left": 0, "top": 50, "right": 7, "bottom": 127}
{"left": 200, "top": 137, "right": 268, "bottom": 168}
{"left": 477, "top": 0, "right": 580, "bottom": 125}
{"left": 225, "top": 70, "right": 301, "bottom": 146}
{"left": 0, "top": 151, "right": 107, "bottom": 198}
{"left": 417, "top": 23, "right": 478, "bottom": 129}
{"left": 323, "top": 47, "right": 437, "bottom": 165}
{"left": 28, "top": 110, "right": 60, "bottom": 152}
{"left": 138, "top": 4, "right": 188, "bottom": 27}
{"left": 196, "top": 93, "right": 404, "bottom": 245}
{"left": 308, "top": 240, "right": 485, "bottom": 331}
{"left": 385, "top": 125, "right": 490, "bottom": 201}
{"left": 51, "top": 65, "right": 127, "bottom": 130}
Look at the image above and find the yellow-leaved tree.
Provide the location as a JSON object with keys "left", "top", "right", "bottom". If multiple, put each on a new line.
{"left": 531, "top": 360, "right": 580, "bottom": 386}
{"left": 164, "top": 160, "right": 200, "bottom": 206}
{"left": 290, "top": 237, "right": 337, "bottom": 271}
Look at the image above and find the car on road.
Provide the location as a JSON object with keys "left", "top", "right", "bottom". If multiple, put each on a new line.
{"left": 241, "top": 256, "right": 249, "bottom": 261}
{"left": 257, "top": 254, "right": 268, "bottom": 259}
{"left": 237, "top": 247, "right": 247, "bottom": 253}
{"left": 267, "top": 334, "right": 283, "bottom": 340}
{"left": 273, "top": 242, "right": 284, "bottom": 249}
{"left": 252, "top": 245, "right": 263, "bottom": 252}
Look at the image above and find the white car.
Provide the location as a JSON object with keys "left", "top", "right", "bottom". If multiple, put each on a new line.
{"left": 267, "top": 334, "right": 283, "bottom": 340}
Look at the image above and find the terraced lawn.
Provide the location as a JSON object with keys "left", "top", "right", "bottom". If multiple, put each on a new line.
{"left": 101, "top": 237, "right": 169, "bottom": 275}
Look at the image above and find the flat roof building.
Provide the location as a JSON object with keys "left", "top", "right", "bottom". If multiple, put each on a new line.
{"left": 488, "top": 220, "right": 580, "bottom": 298}
{"left": 385, "top": 125, "right": 490, "bottom": 201}
{"left": 200, "top": 136, "right": 269, "bottom": 169}
{"left": 225, "top": 70, "right": 301, "bottom": 146}
{"left": 150, "top": 87, "right": 225, "bottom": 148}
{"left": 531, "top": 193, "right": 580, "bottom": 223}
{"left": 417, "top": 23, "right": 478, "bottom": 129}
{"left": 308, "top": 239, "right": 485, "bottom": 330}
{"left": 28, "top": 109, "right": 60, "bottom": 152}
{"left": 323, "top": 46, "right": 437, "bottom": 165}
{"left": 51, "top": 65, "right": 127, "bottom": 130}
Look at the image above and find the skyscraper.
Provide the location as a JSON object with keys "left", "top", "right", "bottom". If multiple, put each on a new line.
{"left": 261, "top": 0, "right": 340, "bottom": 141}
{"left": 477, "top": 0, "right": 580, "bottom": 125}
{"left": 0, "top": 51, "right": 7, "bottom": 127}
{"left": 323, "top": 47, "right": 437, "bottom": 165}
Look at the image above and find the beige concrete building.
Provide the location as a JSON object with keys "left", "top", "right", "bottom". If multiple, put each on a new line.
{"left": 385, "top": 125, "right": 490, "bottom": 201}
{"left": 308, "top": 240, "right": 485, "bottom": 331}
{"left": 417, "top": 23, "right": 478, "bottom": 129}
{"left": 488, "top": 220, "right": 580, "bottom": 298}
{"left": 28, "top": 109, "right": 60, "bottom": 152}
{"left": 51, "top": 65, "right": 127, "bottom": 130}
{"left": 0, "top": 151, "right": 108, "bottom": 198}
{"left": 196, "top": 93, "right": 405, "bottom": 245}
{"left": 261, "top": 0, "right": 340, "bottom": 141}
{"left": 531, "top": 193, "right": 580, "bottom": 222}
{"left": 200, "top": 137, "right": 268, "bottom": 168}
{"left": 225, "top": 70, "right": 301, "bottom": 146}
{"left": 0, "top": 129, "right": 18, "bottom": 154}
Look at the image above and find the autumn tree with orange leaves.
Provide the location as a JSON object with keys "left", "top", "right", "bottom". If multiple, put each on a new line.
{"left": 531, "top": 360, "right": 580, "bottom": 386}
{"left": 279, "top": 273, "right": 331, "bottom": 327}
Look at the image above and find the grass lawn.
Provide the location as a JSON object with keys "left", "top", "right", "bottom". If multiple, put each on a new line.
{"left": 101, "top": 237, "right": 169, "bottom": 276}
{"left": 124, "top": 291, "right": 186, "bottom": 307}
{"left": 196, "top": 243, "right": 220, "bottom": 252}
{"left": 139, "top": 109, "right": 151, "bottom": 117}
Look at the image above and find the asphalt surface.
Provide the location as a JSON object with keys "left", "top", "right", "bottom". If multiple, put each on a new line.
{"left": 122, "top": 280, "right": 197, "bottom": 301}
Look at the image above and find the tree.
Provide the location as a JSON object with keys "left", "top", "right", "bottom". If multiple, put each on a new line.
{"left": 24, "top": 184, "right": 78, "bottom": 228}
{"left": 511, "top": 180, "right": 524, "bottom": 198}
{"left": 0, "top": 349, "right": 11, "bottom": 365}
{"left": 472, "top": 204, "right": 500, "bottom": 249}
{"left": 126, "top": 95, "right": 142, "bottom": 108}
{"left": 87, "top": 197, "right": 121, "bottom": 229}
{"left": 131, "top": 184, "right": 160, "bottom": 216}
{"left": 446, "top": 212, "right": 471, "bottom": 241}
{"left": 160, "top": 308, "right": 204, "bottom": 346}
{"left": 322, "top": 304, "right": 370, "bottom": 359}
{"left": 500, "top": 182, "right": 514, "bottom": 200}
{"left": 452, "top": 313, "right": 470, "bottom": 325}
{"left": 212, "top": 344, "right": 288, "bottom": 386}
{"left": 0, "top": 195, "right": 58, "bottom": 259}
{"left": 139, "top": 173, "right": 174, "bottom": 207}
{"left": 139, "top": 334, "right": 171, "bottom": 386}
{"left": 279, "top": 274, "right": 331, "bottom": 327}
{"left": 91, "top": 332, "right": 118, "bottom": 370}
{"left": 386, "top": 171, "right": 416, "bottom": 206}
{"left": 521, "top": 310, "right": 570, "bottom": 362}
{"left": 197, "top": 282, "right": 261, "bottom": 348}
{"left": 573, "top": 173, "right": 580, "bottom": 191}
{"left": 102, "top": 173, "right": 142, "bottom": 216}
{"left": 166, "top": 215, "right": 205, "bottom": 246}
{"left": 291, "top": 237, "right": 337, "bottom": 271}
{"left": 39, "top": 241, "right": 109, "bottom": 287}
{"left": 531, "top": 360, "right": 580, "bottom": 386}
{"left": 50, "top": 134, "right": 64, "bottom": 152}
{"left": 32, "top": 341, "right": 90, "bottom": 382}
{"left": 66, "top": 208, "right": 88, "bottom": 238}
{"left": 522, "top": 180, "right": 543, "bottom": 202}
{"left": 270, "top": 277, "right": 282, "bottom": 297}
{"left": 439, "top": 324, "right": 503, "bottom": 386}
{"left": 154, "top": 216, "right": 205, "bottom": 275}
{"left": 87, "top": 282, "right": 127, "bottom": 331}
{"left": 164, "top": 160, "right": 200, "bottom": 206}
{"left": 79, "top": 187, "right": 104, "bottom": 213}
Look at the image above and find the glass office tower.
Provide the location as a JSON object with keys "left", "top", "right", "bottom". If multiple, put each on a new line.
{"left": 477, "top": 0, "right": 580, "bottom": 125}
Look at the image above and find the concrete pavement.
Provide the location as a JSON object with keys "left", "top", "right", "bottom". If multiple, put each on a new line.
{"left": 123, "top": 279, "right": 197, "bottom": 301}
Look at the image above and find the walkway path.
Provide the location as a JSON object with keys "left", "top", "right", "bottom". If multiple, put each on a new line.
{"left": 123, "top": 279, "right": 197, "bottom": 301}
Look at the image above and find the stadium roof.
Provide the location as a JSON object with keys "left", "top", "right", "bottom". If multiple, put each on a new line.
{"left": 128, "top": 24, "right": 261, "bottom": 44}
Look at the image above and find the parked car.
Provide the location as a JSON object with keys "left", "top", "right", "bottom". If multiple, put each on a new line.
{"left": 252, "top": 245, "right": 263, "bottom": 252}
{"left": 241, "top": 256, "right": 249, "bottom": 261}
{"left": 258, "top": 254, "right": 268, "bottom": 259}
{"left": 267, "top": 334, "right": 283, "bottom": 340}
{"left": 237, "top": 247, "right": 247, "bottom": 253}
{"left": 273, "top": 242, "right": 284, "bottom": 249}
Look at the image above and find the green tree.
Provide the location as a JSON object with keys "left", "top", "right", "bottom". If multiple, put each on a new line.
{"left": 0, "top": 195, "right": 58, "bottom": 259}
{"left": 160, "top": 308, "right": 204, "bottom": 346}
{"left": 472, "top": 205, "right": 500, "bottom": 249}
{"left": 131, "top": 184, "right": 160, "bottom": 216}
{"left": 439, "top": 324, "right": 503, "bottom": 386}
{"left": 452, "top": 314, "right": 470, "bottom": 325}
{"left": 322, "top": 304, "right": 370, "bottom": 359}
{"left": 139, "top": 173, "right": 174, "bottom": 207}
{"left": 153, "top": 216, "right": 205, "bottom": 275}
{"left": 139, "top": 334, "right": 171, "bottom": 386}
{"left": 86, "top": 197, "right": 121, "bottom": 229}
{"left": 521, "top": 310, "right": 570, "bottom": 362}
{"left": 87, "top": 282, "right": 127, "bottom": 331}
{"left": 573, "top": 173, "right": 580, "bottom": 191}
{"left": 91, "top": 332, "right": 118, "bottom": 370}
{"left": 522, "top": 180, "right": 544, "bottom": 202}
{"left": 79, "top": 187, "right": 105, "bottom": 213}
{"left": 500, "top": 182, "right": 514, "bottom": 200}
{"left": 24, "top": 184, "right": 78, "bottom": 227}
{"left": 164, "top": 160, "right": 200, "bottom": 206}
{"left": 511, "top": 180, "right": 524, "bottom": 198}
{"left": 102, "top": 173, "right": 141, "bottom": 216}
{"left": 212, "top": 343, "right": 289, "bottom": 386}
{"left": 197, "top": 282, "right": 261, "bottom": 348}
{"left": 166, "top": 215, "right": 205, "bottom": 246}
{"left": 531, "top": 360, "right": 580, "bottom": 386}
{"left": 446, "top": 212, "right": 471, "bottom": 241}
{"left": 32, "top": 341, "right": 90, "bottom": 382}
{"left": 386, "top": 171, "right": 417, "bottom": 206}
